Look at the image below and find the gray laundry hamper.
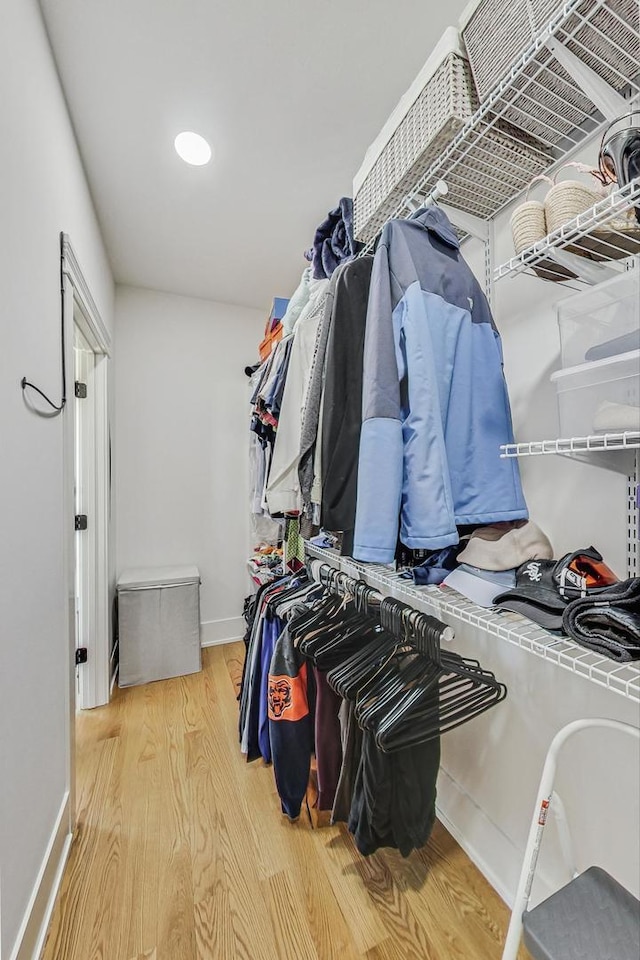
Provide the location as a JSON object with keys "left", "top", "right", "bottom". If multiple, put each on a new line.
{"left": 502, "top": 718, "right": 640, "bottom": 960}
{"left": 117, "top": 565, "right": 201, "bottom": 687}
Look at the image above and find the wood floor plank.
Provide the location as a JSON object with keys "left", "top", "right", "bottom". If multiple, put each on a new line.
{"left": 207, "top": 645, "right": 295, "bottom": 881}
{"left": 283, "top": 820, "right": 360, "bottom": 959}
{"left": 354, "top": 849, "right": 439, "bottom": 960}
{"left": 42, "top": 639, "right": 528, "bottom": 960}
{"left": 215, "top": 804, "right": 281, "bottom": 960}
{"left": 127, "top": 949, "right": 157, "bottom": 960}
{"left": 41, "top": 737, "right": 119, "bottom": 960}
{"left": 118, "top": 706, "right": 163, "bottom": 959}
{"left": 410, "top": 822, "right": 529, "bottom": 960}
{"left": 185, "top": 729, "right": 226, "bottom": 902}
{"left": 194, "top": 884, "right": 233, "bottom": 960}
{"left": 263, "top": 870, "right": 320, "bottom": 960}
{"left": 364, "top": 938, "right": 409, "bottom": 960}
{"left": 320, "top": 827, "right": 389, "bottom": 955}
{"left": 155, "top": 838, "right": 196, "bottom": 960}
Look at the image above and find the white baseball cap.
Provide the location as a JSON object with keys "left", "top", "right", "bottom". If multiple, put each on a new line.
{"left": 457, "top": 521, "right": 553, "bottom": 572}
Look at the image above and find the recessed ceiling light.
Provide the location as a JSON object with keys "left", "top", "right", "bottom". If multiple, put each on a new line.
{"left": 174, "top": 131, "right": 212, "bottom": 166}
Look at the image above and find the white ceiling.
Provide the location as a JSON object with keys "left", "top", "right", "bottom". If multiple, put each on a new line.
{"left": 40, "top": 0, "right": 469, "bottom": 310}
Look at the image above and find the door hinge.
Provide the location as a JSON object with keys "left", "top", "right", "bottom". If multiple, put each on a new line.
{"left": 75, "top": 647, "right": 88, "bottom": 665}
{"left": 75, "top": 381, "right": 87, "bottom": 398}
{"left": 75, "top": 514, "right": 88, "bottom": 531}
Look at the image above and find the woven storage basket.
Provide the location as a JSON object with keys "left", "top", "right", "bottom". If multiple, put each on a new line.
{"left": 352, "top": 29, "right": 550, "bottom": 243}
{"left": 512, "top": 201, "right": 547, "bottom": 246}
{"left": 460, "top": 0, "right": 640, "bottom": 145}
{"left": 511, "top": 176, "right": 550, "bottom": 252}
{"left": 510, "top": 176, "right": 578, "bottom": 280}
{"left": 544, "top": 163, "right": 603, "bottom": 232}
{"left": 540, "top": 163, "right": 640, "bottom": 262}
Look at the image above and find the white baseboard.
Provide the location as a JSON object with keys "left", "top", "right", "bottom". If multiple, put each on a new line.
{"left": 436, "top": 766, "right": 555, "bottom": 909}
{"left": 200, "top": 616, "right": 244, "bottom": 648}
{"left": 436, "top": 766, "right": 558, "bottom": 909}
{"left": 436, "top": 766, "right": 516, "bottom": 907}
{"left": 10, "top": 792, "right": 72, "bottom": 960}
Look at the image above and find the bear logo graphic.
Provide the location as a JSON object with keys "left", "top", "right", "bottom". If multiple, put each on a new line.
{"left": 268, "top": 678, "right": 293, "bottom": 718}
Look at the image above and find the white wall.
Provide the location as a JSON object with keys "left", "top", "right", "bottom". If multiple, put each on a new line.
{"left": 0, "top": 1, "right": 114, "bottom": 957}
{"left": 437, "top": 178, "right": 640, "bottom": 907}
{"left": 115, "top": 286, "right": 265, "bottom": 644}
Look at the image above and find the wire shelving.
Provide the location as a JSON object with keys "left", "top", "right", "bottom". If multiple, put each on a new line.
{"left": 495, "top": 180, "right": 640, "bottom": 282}
{"left": 305, "top": 542, "right": 640, "bottom": 703}
{"left": 357, "top": 0, "right": 640, "bottom": 257}
{"left": 500, "top": 431, "right": 640, "bottom": 456}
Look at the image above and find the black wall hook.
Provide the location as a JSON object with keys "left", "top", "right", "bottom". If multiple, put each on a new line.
{"left": 21, "top": 232, "right": 67, "bottom": 416}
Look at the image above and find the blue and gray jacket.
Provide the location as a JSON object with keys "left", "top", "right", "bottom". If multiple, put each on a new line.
{"left": 353, "top": 207, "right": 527, "bottom": 564}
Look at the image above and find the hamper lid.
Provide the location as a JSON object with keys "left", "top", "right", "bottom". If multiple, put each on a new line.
{"left": 353, "top": 26, "right": 467, "bottom": 195}
{"left": 117, "top": 565, "right": 200, "bottom": 590}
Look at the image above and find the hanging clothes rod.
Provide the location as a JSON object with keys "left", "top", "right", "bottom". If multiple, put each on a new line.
{"left": 357, "top": 180, "right": 449, "bottom": 257}
{"left": 307, "top": 558, "right": 456, "bottom": 655}
{"left": 404, "top": 179, "right": 449, "bottom": 214}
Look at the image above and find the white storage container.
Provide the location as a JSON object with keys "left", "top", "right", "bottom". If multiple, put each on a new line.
{"left": 352, "top": 27, "right": 549, "bottom": 243}
{"left": 117, "top": 565, "right": 201, "bottom": 687}
{"left": 556, "top": 270, "right": 640, "bottom": 370}
{"left": 550, "top": 351, "right": 640, "bottom": 437}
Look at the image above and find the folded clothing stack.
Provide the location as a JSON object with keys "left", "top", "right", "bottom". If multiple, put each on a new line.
{"left": 562, "top": 578, "right": 640, "bottom": 663}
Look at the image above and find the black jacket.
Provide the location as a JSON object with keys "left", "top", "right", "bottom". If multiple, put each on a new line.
{"left": 321, "top": 255, "right": 374, "bottom": 556}
{"left": 348, "top": 730, "right": 440, "bottom": 858}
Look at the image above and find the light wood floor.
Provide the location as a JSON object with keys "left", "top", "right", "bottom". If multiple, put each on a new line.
{"left": 43, "top": 643, "right": 528, "bottom": 960}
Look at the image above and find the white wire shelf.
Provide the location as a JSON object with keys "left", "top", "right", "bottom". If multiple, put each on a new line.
{"left": 501, "top": 432, "right": 640, "bottom": 456}
{"left": 485, "top": 0, "right": 639, "bottom": 154}
{"left": 358, "top": 0, "right": 640, "bottom": 255}
{"left": 495, "top": 180, "right": 640, "bottom": 282}
{"left": 304, "top": 542, "right": 640, "bottom": 702}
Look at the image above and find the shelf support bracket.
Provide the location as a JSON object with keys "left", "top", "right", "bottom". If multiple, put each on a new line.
{"left": 546, "top": 38, "right": 629, "bottom": 120}
{"left": 547, "top": 248, "right": 620, "bottom": 285}
{"left": 627, "top": 451, "right": 639, "bottom": 579}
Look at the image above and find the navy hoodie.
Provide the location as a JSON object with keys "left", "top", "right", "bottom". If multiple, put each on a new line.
{"left": 268, "top": 626, "right": 315, "bottom": 820}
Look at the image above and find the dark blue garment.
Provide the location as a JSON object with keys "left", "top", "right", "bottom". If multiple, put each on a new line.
{"left": 306, "top": 197, "right": 361, "bottom": 280}
{"left": 268, "top": 626, "right": 314, "bottom": 820}
{"left": 258, "top": 613, "right": 285, "bottom": 762}
{"left": 400, "top": 545, "right": 461, "bottom": 585}
{"left": 239, "top": 574, "right": 305, "bottom": 763}
{"left": 244, "top": 615, "right": 265, "bottom": 762}
{"left": 265, "top": 338, "right": 293, "bottom": 417}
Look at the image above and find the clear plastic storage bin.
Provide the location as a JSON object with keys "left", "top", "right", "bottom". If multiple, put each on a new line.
{"left": 550, "top": 351, "right": 640, "bottom": 437}
{"left": 556, "top": 270, "right": 640, "bottom": 370}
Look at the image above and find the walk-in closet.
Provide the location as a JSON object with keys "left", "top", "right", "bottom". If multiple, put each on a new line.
{"left": 2, "top": 1, "right": 639, "bottom": 958}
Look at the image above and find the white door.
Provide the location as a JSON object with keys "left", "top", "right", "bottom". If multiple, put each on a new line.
{"left": 73, "top": 322, "right": 96, "bottom": 709}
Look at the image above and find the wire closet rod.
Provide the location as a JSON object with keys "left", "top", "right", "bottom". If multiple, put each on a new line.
{"left": 307, "top": 557, "right": 456, "bottom": 645}
{"left": 359, "top": 180, "right": 449, "bottom": 256}
{"left": 404, "top": 179, "right": 449, "bottom": 214}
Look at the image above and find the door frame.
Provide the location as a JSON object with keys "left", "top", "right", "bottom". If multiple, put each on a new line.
{"left": 62, "top": 235, "right": 112, "bottom": 721}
